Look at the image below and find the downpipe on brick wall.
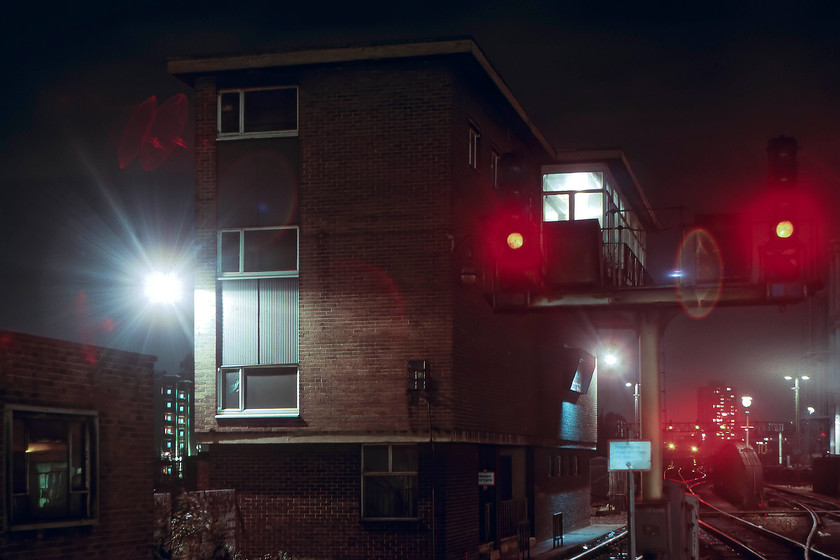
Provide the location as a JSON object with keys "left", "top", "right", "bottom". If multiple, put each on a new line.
{"left": 420, "top": 395, "right": 436, "bottom": 560}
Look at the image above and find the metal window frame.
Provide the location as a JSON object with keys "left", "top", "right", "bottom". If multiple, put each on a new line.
{"left": 217, "top": 225, "right": 299, "bottom": 279}
{"left": 216, "top": 365, "right": 300, "bottom": 418}
{"left": 360, "top": 443, "right": 419, "bottom": 521}
{"left": 217, "top": 86, "right": 299, "bottom": 140}
{"left": 4, "top": 405, "right": 99, "bottom": 532}
{"left": 468, "top": 125, "right": 481, "bottom": 169}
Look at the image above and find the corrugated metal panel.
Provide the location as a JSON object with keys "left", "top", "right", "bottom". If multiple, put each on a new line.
{"left": 259, "top": 278, "right": 299, "bottom": 364}
{"left": 221, "top": 280, "right": 259, "bottom": 365}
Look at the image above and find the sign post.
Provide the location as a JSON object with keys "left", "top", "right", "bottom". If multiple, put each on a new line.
{"left": 609, "top": 440, "right": 652, "bottom": 560}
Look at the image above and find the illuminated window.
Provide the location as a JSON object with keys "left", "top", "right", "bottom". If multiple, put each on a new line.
{"left": 542, "top": 172, "right": 604, "bottom": 224}
{"left": 5, "top": 406, "right": 98, "bottom": 530}
{"left": 218, "top": 87, "right": 298, "bottom": 138}
{"left": 468, "top": 126, "right": 480, "bottom": 169}
{"left": 362, "top": 444, "right": 418, "bottom": 520}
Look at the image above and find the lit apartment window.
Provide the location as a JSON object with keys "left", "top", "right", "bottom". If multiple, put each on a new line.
{"left": 468, "top": 126, "right": 480, "bottom": 169}
{"left": 362, "top": 444, "right": 418, "bottom": 520}
{"left": 218, "top": 86, "right": 299, "bottom": 138}
{"left": 5, "top": 406, "right": 98, "bottom": 530}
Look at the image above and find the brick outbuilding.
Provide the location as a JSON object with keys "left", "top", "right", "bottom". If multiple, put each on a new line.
{"left": 0, "top": 330, "right": 156, "bottom": 559}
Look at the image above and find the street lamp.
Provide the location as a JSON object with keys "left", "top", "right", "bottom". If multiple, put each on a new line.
{"left": 784, "top": 375, "right": 809, "bottom": 461}
{"left": 144, "top": 271, "right": 182, "bottom": 304}
{"left": 741, "top": 396, "right": 753, "bottom": 447}
{"left": 625, "top": 381, "right": 640, "bottom": 440}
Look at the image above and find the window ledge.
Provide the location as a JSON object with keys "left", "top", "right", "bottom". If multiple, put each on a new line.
{"left": 10, "top": 518, "right": 98, "bottom": 531}
{"left": 216, "top": 410, "right": 300, "bottom": 419}
{"left": 217, "top": 130, "right": 299, "bottom": 141}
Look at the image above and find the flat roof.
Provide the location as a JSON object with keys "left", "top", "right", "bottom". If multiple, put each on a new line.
{"left": 168, "top": 38, "right": 555, "bottom": 157}
{"left": 553, "top": 149, "right": 662, "bottom": 231}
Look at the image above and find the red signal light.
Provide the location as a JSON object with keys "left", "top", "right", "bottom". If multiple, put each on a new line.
{"left": 484, "top": 211, "right": 541, "bottom": 292}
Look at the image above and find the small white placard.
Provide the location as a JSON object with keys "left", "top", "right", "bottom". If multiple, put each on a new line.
{"left": 478, "top": 471, "right": 495, "bottom": 486}
{"left": 608, "top": 440, "right": 652, "bottom": 471}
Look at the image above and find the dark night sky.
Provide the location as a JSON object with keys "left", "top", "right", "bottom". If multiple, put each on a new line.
{"left": 2, "top": 2, "right": 839, "bottom": 423}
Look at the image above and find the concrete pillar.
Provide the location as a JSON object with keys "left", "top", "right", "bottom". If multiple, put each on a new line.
{"left": 640, "top": 310, "right": 663, "bottom": 501}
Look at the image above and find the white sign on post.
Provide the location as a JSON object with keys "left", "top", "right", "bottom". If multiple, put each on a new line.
{"left": 608, "top": 440, "right": 652, "bottom": 471}
{"left": 478, "top": 471, "right": 495, "bottom": 486}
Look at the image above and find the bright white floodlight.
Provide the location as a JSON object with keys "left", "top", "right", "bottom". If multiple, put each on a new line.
{"left": 603, "top": 352, "right": 618, "bottom": 366}
{"left": 144, "top": 272, "right": 182, "bottom": 304}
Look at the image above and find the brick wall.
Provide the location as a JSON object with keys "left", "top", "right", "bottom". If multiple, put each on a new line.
{"left": 193, "top": 75, "right": 219, "bottom": 435}
{"left": 533, "top": 447, "right": 593, "bottom": 542}
{"left": 207, "top": 443, "right": 434, "bottom": 560}
{"left": 0, "top": 331, "right": 155, "bottom": 560}
{"left": 297, "top": 60, "right": 455, "bottom": 434}
{"left": 190, "top": 53, "right": 599, "bottom": 447}
{"left": 448, "top": 70, "right": 600, "bottom": 444}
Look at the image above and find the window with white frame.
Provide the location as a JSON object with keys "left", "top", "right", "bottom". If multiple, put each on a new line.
{"left": 218, "top": 227, "right": 300, "bottom": 417}
{"left": 491, "top": 150, "right": 501, "bottom": 188}
{"left": 5, "top": 406, "right": 98, "bottom": 530}
{"left": 542, "top": 172, "right": 605, "bottom": 225}
{"left": 219, "top": 365, "right": 299, "bottom": 415}
{"left": 468, "top": 125, "right": 480, "bottom": 169}
{"left": 218, "top": 87, "right": 298, "bottom": 138}
{"left": 362, "top": 444, "right": 418, "bottom": 520}
{"left": 218, "top": 226, "right": 299, "bottom": 278}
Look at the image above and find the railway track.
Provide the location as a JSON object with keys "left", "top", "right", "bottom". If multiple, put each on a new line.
{"left": 764, "top": 485, "right": 840, "bottom": 554}
{"left": 694, "top": 482, "right": 838, "bottom": 559}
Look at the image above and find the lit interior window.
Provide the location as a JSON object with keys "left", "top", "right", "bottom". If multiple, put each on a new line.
{"left": 543, "top": 172, "right": 603, "bottom": 192}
